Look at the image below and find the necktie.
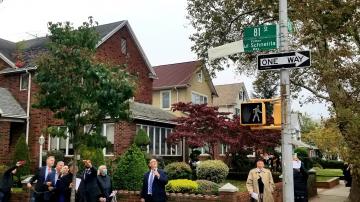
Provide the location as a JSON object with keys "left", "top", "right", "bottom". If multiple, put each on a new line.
{"left": 148, "top": 172, "right": 154, "bottom": 194}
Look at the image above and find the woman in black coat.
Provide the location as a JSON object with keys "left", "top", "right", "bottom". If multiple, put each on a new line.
{"left": 293, "top": 161, "right": 308, "bottom": 202}
{"left": 55, "top": 166, "right": 73, "bottom": 202}
{"left": 97, "top": 165, "right": 113, "bottom": 202}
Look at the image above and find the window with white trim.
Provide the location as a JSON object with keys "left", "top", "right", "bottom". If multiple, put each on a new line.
{"left": 136, "top": 124, "right": 181, "bottom": 156}
{"left": 120, "top": 38, "right": 127, "bottom": 55}
{"left": 197, "top": 71, "right": 203, "bottom": 83}
{"left": 191, "top": 92, "right": 208, "bottom": 104}
{"left": 48, "top": 126, "right": 74, "bottom": 156}
{"left": 160, "top": 90, "right": 171, "bottom": 109}
{"left": 220, "top": 144, "right": 229, "bottom": 155}
{"left": 20, "top": 74, "right": 29, "bottom": 91}
{"left": 49, "top": 123, "right": 114, "bottom": 156}
{"left": 194, "top": 144, "right": 210, "bottom": 155}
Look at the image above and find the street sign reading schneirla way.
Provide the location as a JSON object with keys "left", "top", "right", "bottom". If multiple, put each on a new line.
{"left": 243, "top": 24, "right": 278, "bottom": 53}
{"left": 257, "top": 51, "right": 311, "bottom": 70}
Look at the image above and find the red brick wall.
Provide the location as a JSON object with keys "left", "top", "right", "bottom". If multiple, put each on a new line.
{"left": 96, "top": 25, "right": 153, "bottom": 105}
{"left": 0, "top": 122, "right": 11, "bottom": 164}
{"left": 114, "top": 121, "right": 137, "bottom": 155}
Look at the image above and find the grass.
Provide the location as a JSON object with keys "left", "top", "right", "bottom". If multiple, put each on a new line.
{"left": 222, "top": 179, "right": 247, "bottom": 192}
{"left": 316, "top": 176, "right": 337, "bottom": 182}
{"left": 314, "top": 168, "right": 343, "bottom": 177}
{"left": 11, "top": 188, "right": 24, "bottom": 193}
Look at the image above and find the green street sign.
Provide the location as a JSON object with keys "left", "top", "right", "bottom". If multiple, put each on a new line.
{"left": 243, "top": 24, "right": 278, "bottom": 52}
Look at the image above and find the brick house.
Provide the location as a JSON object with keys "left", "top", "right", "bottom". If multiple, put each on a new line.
{"left": 0, "top": 21, "right": 182, "bottom": 168}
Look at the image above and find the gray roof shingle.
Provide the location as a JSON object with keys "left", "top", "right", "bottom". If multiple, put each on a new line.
{"left": 130, "top": 102, "right": 176, "bottom": 124}
{"left": 0, "top": 87, "right": 27, "bottom": 119}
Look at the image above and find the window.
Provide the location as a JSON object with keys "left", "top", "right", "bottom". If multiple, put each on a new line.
{"left": 48, "top": 127, "right": 74, "bottom": 156}
{"left": 191, "top": 92, "right": 208, "bottom": 104}
{"left": 160, "top": 90, "right": 171, "bottom": 109}
{"left": 194, "top": 144, "right": 210, "bottom": 155}
{"left": 103, "top": 123, "right": 114, "bottom": 155}
{"left": 220, "top": 144, "right": 229, "bottom": 155}
{"left": 121, "top": 38, "right": 127, "bottom": 55}
{"left": 20, "top": 74, "right": 29, "bottom": 91}
{"left": 238, "top": 91, "right": 243, "bottom": 100}
{"left": 136, "top": 124, "right": 181, "bottom": 156}
{"left": 235, "top": 108, "right": 240, "bottom": 116}
{"left": 197, "top": 71, "right": 203, "bottom": 83}
{"left": 49, "top": 123, "right": 114, "bottom": 156}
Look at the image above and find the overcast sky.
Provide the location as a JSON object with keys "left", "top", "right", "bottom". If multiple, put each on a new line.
{"left": 0, "top": 0, "right": 330, "bottom": 119}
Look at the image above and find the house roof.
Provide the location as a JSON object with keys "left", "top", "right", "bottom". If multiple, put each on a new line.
{"left": 0, "top": 20, "right": 156, "bottom": 78}
{"left": 0, "top": 87, "right": 27, "bottom": 119}
{"left": 130, "top": 102, "right": 176, "bottom": 124}
{"left": 153, "top": 60, "right": 217, "bottom": 96}
{"left": 213, "top": 83, "right": 247, "bottom": 106}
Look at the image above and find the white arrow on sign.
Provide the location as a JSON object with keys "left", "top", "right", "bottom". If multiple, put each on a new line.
{"left": 208, "top": 40, "right": 244, "bottom": 60}
{"left": 259, "top": 52, "right": 309, "bottom": 67}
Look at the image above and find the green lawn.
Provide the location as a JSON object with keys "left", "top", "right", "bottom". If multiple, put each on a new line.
{"left": 222, "top": 180, "right": 247, "bottom": 192}
{"left": 314, "top": 168, "right": 343, "bottom": 177}
{"left": 316, "top": 176, "right": 337, "bottom": 182}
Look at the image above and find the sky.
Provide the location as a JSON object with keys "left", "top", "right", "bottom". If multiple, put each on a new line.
{"left": 0, "top": 0, "right": 330, "bottom": 119}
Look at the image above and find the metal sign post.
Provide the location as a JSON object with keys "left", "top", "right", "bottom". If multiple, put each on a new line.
{"left": 279, "top": 0, "right": 294, "bottom": 201}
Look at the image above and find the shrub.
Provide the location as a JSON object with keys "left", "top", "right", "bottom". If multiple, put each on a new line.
{"left": 320, "top": 160, "right": 344, "bottom": 169}
{"left": 0, "top": 165, "right": 8, "bottom": 176}
{"left": 165, "top": 179, "right": 198, "bottom": 193}
{"left": 195, "top": 180, "right": 220, "bottom": 195}
{"left": 196, "top": 160, "right": 229, "bottom": 183}
{"left": 134, "top": 129, "right": 150, "bottom": 151}
{"left": 113, "top": 144, "right": 148, "bottom": 190}
{"left": 294, "top": 148, "right": 308, "bottom": 160}
{"left": 12, "top": 135, "right": 31, "bottom": 186}
{"left": 164, "top": 162, "right": 192, "bottom": 180}
{"left": 312, "top": 163, "right": 323, "bottom": 169}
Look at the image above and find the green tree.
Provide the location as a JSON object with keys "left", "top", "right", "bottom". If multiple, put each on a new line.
{"left": 113, "top": 144, "right": 148, "bottom": 190}
{"left": 34, "top": 17, "right": 135, "bottom": 201}
{"left": 300, "top": 113, "right": 320, "bottom": 134}
{"left": 134, "top": 128, "right": 150, "bottom": 151}
{"left": 12, "top": 135, "right": 31, "bottom": 187}
{"left": 252, "top": 71, "right": 279, "bottom": 99}
{"left": 187, "top": 0, "right": 360, "bottom": 199}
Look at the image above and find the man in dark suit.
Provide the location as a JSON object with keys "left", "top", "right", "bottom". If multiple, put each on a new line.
{"left": 77, "top": 160, "right": 101, "bottom": 202}
{"left": 0, "top": 161, "right": 25, "bottom": 202}
{"left": 27, "top": 156, "right": 56, "bottom": 202}
{"left": 140, "top": 159, "right": 168, "bottom": 202}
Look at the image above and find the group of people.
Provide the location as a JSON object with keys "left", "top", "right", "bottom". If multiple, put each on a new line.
{"left": 246, "top": 156, "right": 308, "bottom": 202}
{"left": 25, "top": 156, "right": 113, "bottom": 202}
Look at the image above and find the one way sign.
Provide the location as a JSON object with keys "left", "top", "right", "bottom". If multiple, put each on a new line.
{"left": 257, "top": 51, "right": 311, "bottom": 70}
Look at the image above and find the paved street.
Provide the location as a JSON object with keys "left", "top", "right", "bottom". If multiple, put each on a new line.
{"left": 310, "top": 181, "right": 350, "bottom": 202}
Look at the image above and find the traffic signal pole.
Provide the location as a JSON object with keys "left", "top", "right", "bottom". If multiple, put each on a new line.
{"left": 279, "top": 0, "right": 294, "bottom": 201}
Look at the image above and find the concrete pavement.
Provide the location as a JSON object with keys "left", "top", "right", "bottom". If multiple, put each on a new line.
{"left": 310, "top": 181, "right": 350, "bottom": 202}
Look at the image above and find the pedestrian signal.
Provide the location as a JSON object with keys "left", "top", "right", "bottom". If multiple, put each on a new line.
{"left": 240, "top": 102, "right": 266, "bottom": 125}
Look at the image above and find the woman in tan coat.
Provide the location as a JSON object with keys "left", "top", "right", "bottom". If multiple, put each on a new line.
{"left": 246, "top": 159, "right": 275, "bottom": 202}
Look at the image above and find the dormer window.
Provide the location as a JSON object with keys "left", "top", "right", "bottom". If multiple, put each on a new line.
{"left": 121, "top": 38, "right": 127, "bottom": 55}
{"left": 197, "top": 71, "right": 203, "bottom": 83}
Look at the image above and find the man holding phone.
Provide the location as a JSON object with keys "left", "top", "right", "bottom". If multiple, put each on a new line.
{"left": 77, "top": 160, "right": 101, "bottom": 202}
{"left": 140, "top": 159, "right": 168, "bottom": 202}
{"left": 0, "top": 161, "right": 25, "bottom": 202}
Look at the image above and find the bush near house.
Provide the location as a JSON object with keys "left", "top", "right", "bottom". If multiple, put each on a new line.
{"left": 165, "top": 179, "right": 198, "bottom": 193}
{"left": 164, "top": 162, "right": 192, "bottom": 180}
{"left": 196, "top": 160, "right": 229, "bottom": 183}
{"left": 12, "top": 135, "right": 31, "bottom": 187}
{"left": 134, "top": 129, "right": 150, "bottom": 151}
{"left": 113, "top": 144, "right": 148, "bottom": 190}
{"left": 195, "top": 180, "right": 220, "bottom": 195}
{"left": 78, "top": 145, "right": 105, "bottom": 171}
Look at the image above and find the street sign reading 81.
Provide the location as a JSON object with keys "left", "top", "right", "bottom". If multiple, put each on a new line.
{"left": 240, "top": 102, "right": 266, "bottom": 126}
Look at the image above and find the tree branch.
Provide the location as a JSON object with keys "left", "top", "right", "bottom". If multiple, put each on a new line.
{"left": 290, "top": 79, "right": 331, "bottom": 102}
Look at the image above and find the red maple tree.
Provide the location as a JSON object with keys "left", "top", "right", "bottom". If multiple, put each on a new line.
{"left": 167, "top": 102, "right": 281, "bottom": 159}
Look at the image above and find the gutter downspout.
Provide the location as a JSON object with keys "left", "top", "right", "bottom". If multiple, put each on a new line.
{"left": 174, "top": 87, "right": 186, "bottom": 162}
{"left": 25, "top": 70, "right": 31, "bottom": 145}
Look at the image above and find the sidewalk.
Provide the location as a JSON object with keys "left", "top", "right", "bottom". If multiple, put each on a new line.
{"left": 310, "top": 180, "right": 350, "bottom": 202}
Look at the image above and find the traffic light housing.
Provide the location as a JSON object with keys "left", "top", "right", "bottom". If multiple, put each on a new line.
{"left": 240, "top": 98, "right": 281, "bottom": 129}
{"left": 240, "top": 102, "right": 266, "bottom": 125}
